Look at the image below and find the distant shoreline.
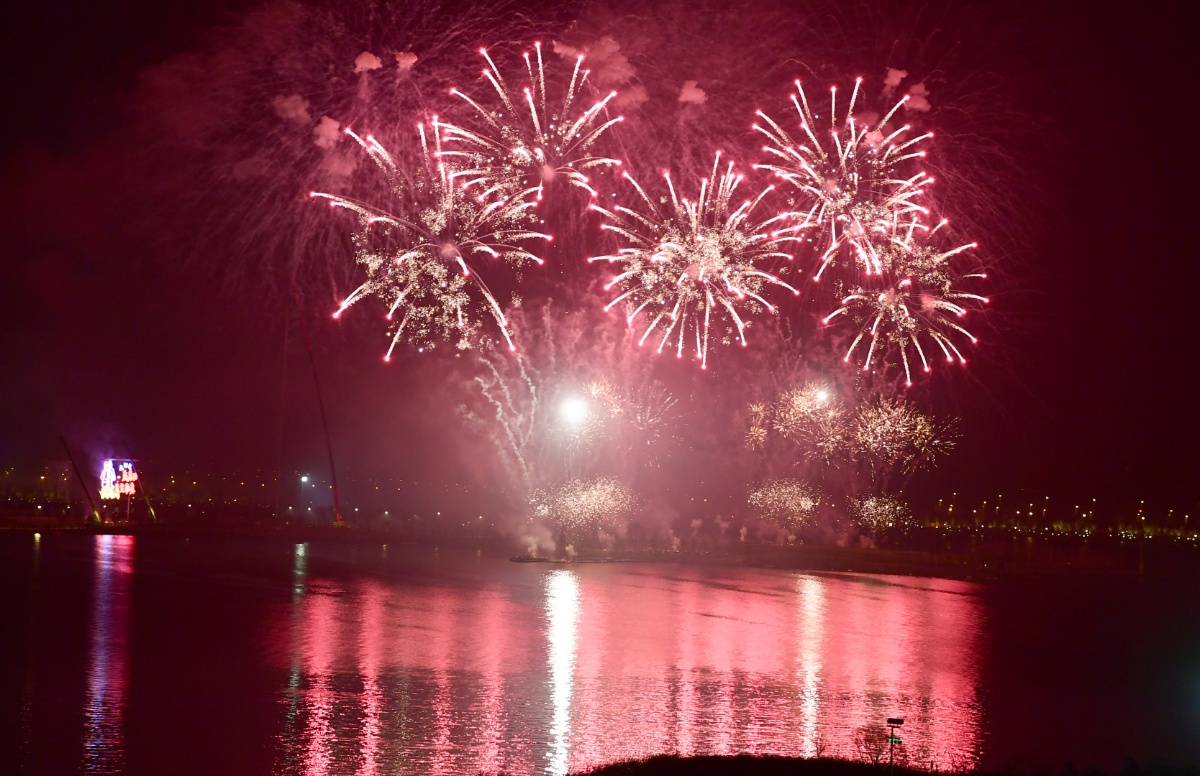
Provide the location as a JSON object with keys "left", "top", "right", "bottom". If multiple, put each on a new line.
{"left": 4, "top": 516, "right": 1188, "bottom": 581}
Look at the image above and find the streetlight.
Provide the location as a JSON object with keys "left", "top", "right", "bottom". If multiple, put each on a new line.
{"left": 299, "top": 475, "right": 309, "bottom": 512}
{"left": 886, "top": 718, "right": 904, "bottom": 776}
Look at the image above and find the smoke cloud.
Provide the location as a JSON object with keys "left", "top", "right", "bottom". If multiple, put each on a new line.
{"left": 678, "top": 80, "right": 706, "bottom": 105}
{"left": 272, "top": 94, "right": 311, "bottom": 125}
{"left": 354, "top": 51, "right": 383, "bottom": 73}
{"left": 906, "top": 82, "right": 931, "bottom": 112}
{"left": 394, "top": 51, "right": 418, "bottom": 72}
{"left": 312, "top": 115, "right": 341, "bottom": 149}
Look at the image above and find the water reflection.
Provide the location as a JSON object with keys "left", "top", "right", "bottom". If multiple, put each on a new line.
{"left": 545, "top": 571, "right": 581, "bottom": 775}
{"left": 271, "top": 559, "right": 982, "bottom": 775}
{"left": 796, "top": 576, "right": 825, "bottom": 757}
{"left": 84, "top": 535, "right": 134, "bottom": 774}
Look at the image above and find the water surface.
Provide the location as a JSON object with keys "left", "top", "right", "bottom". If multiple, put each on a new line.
{"left": 0, "top": 534, "right": 1196, "bottom": 774}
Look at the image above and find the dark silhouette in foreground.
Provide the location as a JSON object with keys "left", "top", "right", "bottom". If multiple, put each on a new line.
{"left": 575, "top": 756, "right": 1200, "bottom": 776}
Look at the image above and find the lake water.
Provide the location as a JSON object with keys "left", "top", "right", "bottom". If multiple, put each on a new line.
{"left": 0, "top": 533, "right": 1197, "bottom": 774}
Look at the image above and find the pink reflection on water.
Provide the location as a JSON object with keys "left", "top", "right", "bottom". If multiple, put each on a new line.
{"left": 83, "top": 535, "right": 134, "bottom": 775}
{"left": 271, "top": 558, "right": 982, "bottom": 776}
{"left": 357, "top": 579, "right": 384, "bottom": 776}
{"left": 299, "top": 589, "right": 336, "bottom": 776}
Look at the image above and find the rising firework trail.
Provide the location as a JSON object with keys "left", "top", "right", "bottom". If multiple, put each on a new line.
{"left": 754, "top": 79, "right": 934, "bottom": 284}
{"left": 438, "top": 43, "right": 624, "bottom": 203}
{"left": 311, "top": 122, "right": 551, "bottom": 356}
{"left": 589, "top": 152, "right": 802, "bottom": 368}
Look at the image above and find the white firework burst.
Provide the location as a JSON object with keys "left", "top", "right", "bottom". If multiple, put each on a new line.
{"left": 312, "top": 122, "right": 551, "bottom": 356}
{"left": 438, "top": 43, "right": 623, "bottom": 203}
{"left": 589, "top": 152, "right": 802, "bottom": 368}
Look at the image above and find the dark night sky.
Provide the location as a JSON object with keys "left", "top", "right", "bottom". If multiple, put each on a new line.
{"left": 0, "top": 0, "right": 1195, "bottom": 517}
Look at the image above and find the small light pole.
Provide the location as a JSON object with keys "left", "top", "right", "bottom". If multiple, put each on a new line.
{"left": 887, "top": 717, "right": 904, "bottom": 776}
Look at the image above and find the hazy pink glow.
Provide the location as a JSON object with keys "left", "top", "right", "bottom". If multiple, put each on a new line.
{"left": 272, "top": 562, "right": 982, "bottom": 775}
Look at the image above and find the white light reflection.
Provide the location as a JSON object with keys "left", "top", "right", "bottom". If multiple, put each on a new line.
{"left": 795, "top": 575, "right": 826, "bottom": 756}
{"left": 544, "top": 570, "right": 581, "bottom": 775}
{"left": 84, "top": 534, "right": 134, "bottom": 775}
{"left": 293, "top": 542, "right": 308, "bottom": 598}
{"left": 278, "top": 542, "right": 309, "bottom": 772}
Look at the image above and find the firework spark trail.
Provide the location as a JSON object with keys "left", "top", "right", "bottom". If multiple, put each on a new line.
{"left": 625, "top": 382, "right": 679, "bottom": 462}
{"left": 311, "top": 123, "right": 552, "bottom": 355}
{"left": 472, "top": 354, "right": 541, "bottom": 494}
{"left": 457, "top": 298, "right": 682, "bottom": 512}
{"left": 748, "top": 478, "right": 824, "bottom": 530}
{"left": 148, "top": 1, "right": 545, "bottom": 310}
{"left": 821, "top": 221, "right": 987, "bottom": 384}
{"left": 438, "top": 43, "right": 624, "bottom": 203}
{"left": 754, "top": 78, "right": 935, "bottom": 285}
{"left": 531, "top": 476, "right": 638, "bottom": 534}
{"left": 850, "top": 493, "right": 911, "bottom": 531}
{"left": 589, "top": 152, "right": 803, "bottom": 368}
{"left": 587, "top": 379, "right": 679, "bottom": 467}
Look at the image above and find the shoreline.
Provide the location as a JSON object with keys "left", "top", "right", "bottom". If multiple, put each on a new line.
{"left": 2, "top": 517, "right": 1176, "bottom": 581}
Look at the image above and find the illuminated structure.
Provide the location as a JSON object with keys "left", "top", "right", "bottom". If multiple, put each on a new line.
{"left": 99, "top": 460, "right": 138, "bottom": 501}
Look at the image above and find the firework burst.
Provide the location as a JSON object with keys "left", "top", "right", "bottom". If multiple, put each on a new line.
{"left": 754, "top": 79, "right": 934, "bottom": 284}
{"left": 587, "top": 379, "right": 680, "bottom": 468}
{"left": 850, "top": 494, "right": 911, "bottom": 531}
{"left": 746, "top": 402, "right": 770, "bottom": 450}
{"left": 438, "top": 43, "right": 624, "bottom": 203}
{"left": 589, "top": 152, "right": 802, "bottom": 368}
{"left": 555, "top": 390, "right": 607, "bottom": 462}
{"left": 531, "top": 476, "right": 638, "bottom": 534}
{"left": 748, "top": 478, "right": 824, "bottom": 531}
{"left": 311, "top": 123, "right": 551, "bottom": 356}
{"left": 771, "top": 382, "right": 851, "bottom": 464}
{"left": 853, "top": 397, "right": 955, "bottom": 476}
{"left": 822, "top": 221, "right": 987, "bottom": 384}
{"left": 746, "top": 383, "right": 850, "bottom": 466}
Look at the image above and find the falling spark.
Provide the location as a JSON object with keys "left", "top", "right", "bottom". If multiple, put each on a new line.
{"left": 852, "top": 397, "right": 956, "bottom": 474}
{"left": 770, "top": 382, "right": 851, "bottom": 464}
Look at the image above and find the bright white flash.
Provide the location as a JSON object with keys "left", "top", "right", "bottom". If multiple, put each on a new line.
{"left": 560, "top": 396, "right": 589, "bottom": 428}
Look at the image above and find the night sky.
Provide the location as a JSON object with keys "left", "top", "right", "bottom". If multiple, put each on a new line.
{"left": 0, "top": 0, "right": 1195, "bottom": 519}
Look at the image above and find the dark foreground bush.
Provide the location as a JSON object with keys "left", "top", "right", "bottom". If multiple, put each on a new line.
{"left": 579, "top": 755, "right": 930, "bottom": 776}
{"left": 575, "top": 756, "right": 1200, "bottom": 776}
